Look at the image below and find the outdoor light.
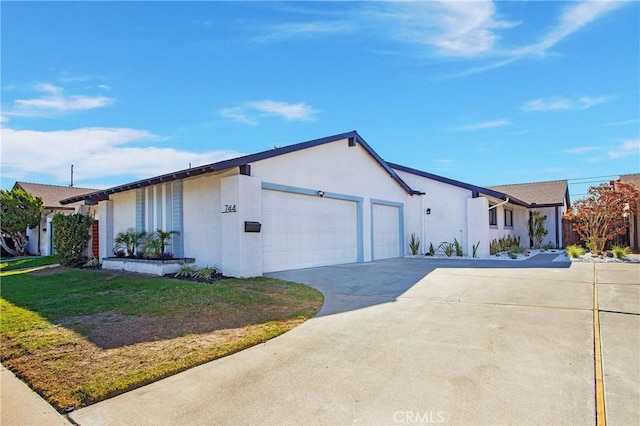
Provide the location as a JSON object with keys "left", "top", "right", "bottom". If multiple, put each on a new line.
{"left": 318, "top": 191, "right": 325, "bottom": 197}
{"left": 426, "top": 208, "right": 431, "bottom": 215}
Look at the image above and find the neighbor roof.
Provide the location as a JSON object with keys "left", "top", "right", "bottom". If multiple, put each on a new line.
{"left": 61, "top": 131, "right": 421, "bottom": 205}
{"left": 619, "top": 173, "right": 640, "bottom": 187}
{"left": 13, "top": 182, "right": 99, "bottom": 210}
{"left": 487, "top": 180, "right": 569, "bottom": 207}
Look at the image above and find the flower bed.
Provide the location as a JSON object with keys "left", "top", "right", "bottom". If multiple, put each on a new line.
{"left": 102, "top": 257, "right": 195, "bottom": 276}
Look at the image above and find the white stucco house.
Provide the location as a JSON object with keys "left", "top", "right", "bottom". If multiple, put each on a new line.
{"left": 61, "top": 131, "right": 555, "bottom": 277}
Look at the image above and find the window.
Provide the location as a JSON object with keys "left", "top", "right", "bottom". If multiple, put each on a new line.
{"left": 489, "top": 204, "right": 497, "bottom": 226}
{"left": 504, "top": 209, "right": 513, "bottom": 228}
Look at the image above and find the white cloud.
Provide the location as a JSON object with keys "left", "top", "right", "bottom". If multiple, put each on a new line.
{"left": 370, "top": 0, "right": 517, "bottom": 57}
{"left": 218, "top": 107, "right": 259, "bottom": 126}
{"left": 0, "top": 127, "right": 243, "bottom": 184}
{"left": 6, "top": 83, "right": 114, "bottom": 118}
{"left": 608, "top": 139, "right": 640, "bottom": 159}
{"left": 247, "top": 100, "right": 319, "bottom": 121}
{"left": 450, "top": 119, "right": 510, "bottom": 131}
{"left": 220, "top": 100, "right": 320, "bottom": 125}
{"left": 522, "top": 95, "right": 608, "bottom": 112}
{"left": 253, "top": 21, "right": 355, "bottom": 43}
{"left": 516, "top": 0, "right": 625, "bottom": 57}
{"left": 602, "top": 118, "right": 638, "bottom": 127}
{"left": 565, "top": 146, "right": 599, "bottom": 155}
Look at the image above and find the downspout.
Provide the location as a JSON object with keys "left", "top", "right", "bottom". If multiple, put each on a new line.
{"left": 488, "top": 198, "right": 510, "bottom": 210}
{"left": 421, "top": 193, "right": 425, "bottom": 255}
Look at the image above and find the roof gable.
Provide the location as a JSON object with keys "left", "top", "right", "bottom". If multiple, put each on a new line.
{"left": 61, "top": 131, "right": 419, "bottom": 205}
{"left": 487, "top": 180, "right": 569, "bottom": 207}
{"left": 13, "top": 182, "right": 99, "bottom": 209}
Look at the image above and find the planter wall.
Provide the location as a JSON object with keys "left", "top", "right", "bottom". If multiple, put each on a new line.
{"left": 102, "top": 257, "right": 195, "bottom": 276}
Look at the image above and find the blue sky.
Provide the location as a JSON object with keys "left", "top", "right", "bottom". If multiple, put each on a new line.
{"left": 2, "top": 1, "right": 638, "bottom": 201}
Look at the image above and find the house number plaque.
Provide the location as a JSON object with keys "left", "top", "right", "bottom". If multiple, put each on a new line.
{"left": 222, "top": 204, "right": 237, "bottom": 213}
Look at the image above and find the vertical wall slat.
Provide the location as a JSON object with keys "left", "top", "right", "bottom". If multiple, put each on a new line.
{"left": 165, "top": 183, "right": 173, "bottom": 252}
{"left": 136, "top": 188, "right": 145, "bottom": 233}
{"left": 147, "top": 187, "right": 154, "bottom": 232}
{"left": 172, "top": 181, "right": 184, "bottom": 257}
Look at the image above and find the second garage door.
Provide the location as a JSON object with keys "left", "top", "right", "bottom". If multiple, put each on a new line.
{"left": 372, "top": 203, "right": 401, "bottom": 260}
{"left": 262, "top": 190, "right": 358, "bottom": 273}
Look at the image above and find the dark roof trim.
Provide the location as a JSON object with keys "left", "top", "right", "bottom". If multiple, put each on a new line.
{"left": 61, "top": 131, "right": 419, "bottom": 205}
{"left": 388, "top": 162, "right": 530, "bottom": 207}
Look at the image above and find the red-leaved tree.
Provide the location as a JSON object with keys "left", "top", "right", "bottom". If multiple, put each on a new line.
{"left": 564, "top": 181, "right": 640, "bottom": 252}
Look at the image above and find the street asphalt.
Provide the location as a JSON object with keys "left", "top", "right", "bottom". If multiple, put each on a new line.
{"left": 2, "top": 254, "right": 638, "bottom": 425}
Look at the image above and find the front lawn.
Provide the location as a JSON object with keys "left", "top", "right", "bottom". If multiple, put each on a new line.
{"left": 0, "top": 255, "right": 58, "bottom": 272}
{"left": 0, "top": 268, "right": 323, "bottom": 412}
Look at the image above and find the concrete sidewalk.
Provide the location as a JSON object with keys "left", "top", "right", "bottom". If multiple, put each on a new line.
{"left": 1, "top": 365, "right": 71, "bottom": 426}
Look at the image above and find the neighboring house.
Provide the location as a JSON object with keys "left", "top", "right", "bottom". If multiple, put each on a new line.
{"left": 13, "top": 182, "right": 99, "bottom": 256}
{"left": 61, "top": 131, "right": 554, "bottom": 277}
{"left": 487, "top": 180, "right": 570, "bottom": 249}
{"left": 619, "top": 173, "right": 640, "bottom": 250}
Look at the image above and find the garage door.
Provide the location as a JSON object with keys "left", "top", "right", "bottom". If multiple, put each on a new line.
{"left": 262, "top": 190, "right": 358, "bottom": 273}
{"left": 372, "top": 203, "right": 400, "bottom": 260}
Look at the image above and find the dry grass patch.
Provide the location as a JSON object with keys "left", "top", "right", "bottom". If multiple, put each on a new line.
{"left": 0, "top": 268, "right": 322, "bottom": 412}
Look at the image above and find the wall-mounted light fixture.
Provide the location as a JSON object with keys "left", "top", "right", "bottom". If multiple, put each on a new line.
{"left": 318, "top": 191, "right": 325, "bottom": 197}
{"left": 425, "top": 208, "right": 431, "bottom": 215}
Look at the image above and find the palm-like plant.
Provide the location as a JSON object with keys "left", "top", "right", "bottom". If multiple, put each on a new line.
{"left": 114, "top": 228, "right": 146, "bottom": 257}
{"left": 153, "top": 229, "right": 180, "bottom": 254}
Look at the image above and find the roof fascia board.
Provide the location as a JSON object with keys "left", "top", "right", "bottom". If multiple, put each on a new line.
{"left": 61, "top": 131, "right": 419, "bottom": 205}
{"left": 389, "top": 162, "right": 529, "bottom": 207}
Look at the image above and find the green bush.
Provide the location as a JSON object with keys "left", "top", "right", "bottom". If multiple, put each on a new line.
{"left": 490, "top": 235, "right": 521, "bottom": 255}
{"left": 52, "top": 212, "right": 94, "bottom": 266}
{"left": 453, "top": 237, "right": 463, "bottom": 257}
{"left": 409, "top": 232, "right": 420, "bottom": 255}
{"left": 566, "top": 244, "right": 585, "bottom": 259}
{"left": 428, "top": 242, "right": 435, "bottom": 256}
{"left": 472, "top": 241, "right": 481, "bottom": 258}
{"left": 611, "top": 245, "right": 631, "bottom": 259}
{"left": 438, "top": 242, "right": 454, "bottom": 257}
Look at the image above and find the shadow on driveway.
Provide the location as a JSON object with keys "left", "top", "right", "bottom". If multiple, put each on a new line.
{"left": 268, "top": 253, "right": 569, "bottom": 316}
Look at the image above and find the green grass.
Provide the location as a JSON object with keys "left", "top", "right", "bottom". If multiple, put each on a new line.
{"left": 0, "top": 268, "right": 323, "bottom": 411}
{"left": 0, "top": 255, "right": 58, "bottom": 272}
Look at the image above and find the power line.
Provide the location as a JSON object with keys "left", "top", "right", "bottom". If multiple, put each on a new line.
{"left": 567, "top": 174, "right": 619, "bottom": 182}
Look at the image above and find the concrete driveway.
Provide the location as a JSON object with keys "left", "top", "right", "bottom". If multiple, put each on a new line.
{"left": 69, "top": 256, "right": 639, "bottom": 425}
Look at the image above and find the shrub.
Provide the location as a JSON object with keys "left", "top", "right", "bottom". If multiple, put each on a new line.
{"left": 528, "top": 210, "right": 548, "bottom": 249}
{"left": 83, "top": 258, "right": 101, "bottom": 269}
{"left": 428, "top": 242, "right": 435, "bottom": 256}
{"left": 193, "top": 266, "right": 220, "bottom": 280}
{"left": 541, "top": 242, "right": 555, "bottom": 251}
{"left": 566, "top": 244, "right": 585, "bottom": 259}
{"left": 453, "top": 237, "right": 463, "bottom": 257}
{"left": 176, "top": 262, "right": 197, "bottom": 278}
{"left": 611, "top": 245, "right": 631, "bottom": 259}
{"left": 472, "top": 241, "right": 481, "bottom": 258}
{"left": 409, "top": 232, "right": 420, "bottom": 255}
{"left": 490, "top": 235, "right": 521, "bottom": 255}
{"left": 438, "top": 242, "right": 454, "bottom": 257}
{"left": 52, "top": 212, "right": 94, "bottom": 266}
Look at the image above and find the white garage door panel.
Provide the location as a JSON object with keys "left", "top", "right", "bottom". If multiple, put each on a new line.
{"left": 373, "top": 204, "right": 400, "bottom": 260}
{"left": 262, "top": 190, "right": 358, "bottom": 273}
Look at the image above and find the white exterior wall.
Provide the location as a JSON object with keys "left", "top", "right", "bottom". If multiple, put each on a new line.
{"left": 111, "top": 191, "right": 136, "bottom": 236}
{"left": 251, "top": 140, "right": 412, "bottom": 261}
{"left": 533, "top": 206, "right": 563, "bottom": 248}
{"left": 394, "top": 170, "right": 472, "bottom": 255}
{"left": 487, "top": 198, "right": 529, "bottom": 248}
{"left": 182, "top": 173, "right": 224, "bottom": 268}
